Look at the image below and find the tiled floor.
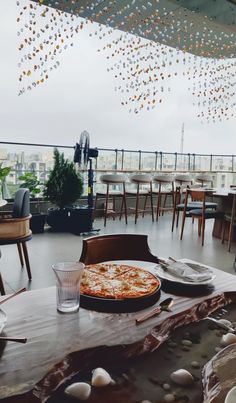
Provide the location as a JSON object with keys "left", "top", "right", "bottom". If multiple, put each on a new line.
{"left": 1, "top": 213, "right": 235, "bottom": 294}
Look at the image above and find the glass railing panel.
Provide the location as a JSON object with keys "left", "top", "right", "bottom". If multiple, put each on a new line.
{"left": 2, "top": 141, "right": 236, "bottom": 198}
{"left": 95, "top": 149, "right": 116, "bottom": 170}
{"left": 161, "top": 153, "right": 176, "bottom": 171}
{"left": 122, "top": 151, "right": 140, "bottom": 171}
{"left": 0, "top": 142, "right": 82, "bottom": 197}
{"left": 211, "top": 155, "right": 233, "bottom": 172}
{"left": 175, "top": 154, "right": 190, "bottom": 171}
{"left": 140, "top": 152, "right": 156, "bottom": 171}
{"left": 193, "top": 155, "right": 211, "bottom": 171}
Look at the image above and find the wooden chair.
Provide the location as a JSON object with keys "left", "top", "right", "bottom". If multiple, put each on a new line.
{"left": 171, "top": 186, "right": 203, "bottom": 231}
{"left": 0, "top": 250, "right": 5, "bottom": 295}
{"left": 152, "top": 175, "right": 174, "bottom": 221}
{"left": 222, "top": 193, "right": 236, "bottom": 252}
{"left": 80, "top": 234, "right": 159, "bottom": 265}
{"left": 180, "top": 189, "right": 221, "bottom": 246}
{"left": 0, "top": 272, "right": 5, "bottom": 295}
{"left": 126, "top": 174, "right": 154, "bottom": 224}
{"left": 93, "top": 174, "right": 128, "bottom": 227}
{"left": 0, "top": 188, "right": 32, "bottom": 283}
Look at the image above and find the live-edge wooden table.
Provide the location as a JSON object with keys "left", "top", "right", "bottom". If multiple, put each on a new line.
{"left": 0, "top": 263, "right": 236, "bottom": 401}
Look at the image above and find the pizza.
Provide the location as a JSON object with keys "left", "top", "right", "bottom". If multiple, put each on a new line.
{"left": 80, "top": 263, "right": 160, "bottom": 299}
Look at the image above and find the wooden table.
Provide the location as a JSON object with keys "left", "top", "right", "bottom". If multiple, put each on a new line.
{"left": 188, "top": 188, "right": 236, "bottom": 240}
{"left": 210, "top": 189, "right": 236, "bottom": 240}
{"left": 0, "top": 262, "right": 236, "bottom": 402}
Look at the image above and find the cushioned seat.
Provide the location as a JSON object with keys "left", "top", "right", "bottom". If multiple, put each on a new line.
{"left": 172, "top": 192, "right": 206, "bottom": 231}
{"left": 176, "top": 201, "right": 217, "bottom": 210}
{"left": 188, "top": 209, "right": 223, "bottom": 219}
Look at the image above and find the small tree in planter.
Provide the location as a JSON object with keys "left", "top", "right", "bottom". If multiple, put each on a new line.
{"left": 44, "top": 149, "right": 84, "bottom": 231}
{"left": 0, "top": 163, "right": 11, "bottom": 200}
{"left": 18, "top": 172, "right": 46, "bottom": 233}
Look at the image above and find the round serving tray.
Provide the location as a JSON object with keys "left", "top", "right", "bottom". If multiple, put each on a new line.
{"left": 80, "top": 283, "right": 161, "bottom": 313}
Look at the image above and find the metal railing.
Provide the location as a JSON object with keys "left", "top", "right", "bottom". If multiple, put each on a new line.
{"left": 0, "top": 141, "right": 236, "bottom": 197}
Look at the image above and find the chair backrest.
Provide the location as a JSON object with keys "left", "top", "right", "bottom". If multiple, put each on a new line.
{"left": 80, "top": 234, "right": 159, "bottom": 265}
{"left": 189, "top": 189, "right": 205, "bottom": 203}
{"left": 12, "top": 188, "right": 30, "bottom": 218}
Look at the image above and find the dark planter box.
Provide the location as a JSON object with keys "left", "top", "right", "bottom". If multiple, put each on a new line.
{"left": 30, "top": 213, "right": 46, "bottom": 234}
{"left": 47, "top": 206, "right": 93, "bottom": 234}
{"left": 69, "top": 206, "right": 93, "bottom": 235}
{"left": 47, "top": 208, "right": 71, "bottom": 232}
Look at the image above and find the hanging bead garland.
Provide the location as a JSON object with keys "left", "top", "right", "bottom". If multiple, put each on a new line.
{"left": 17, "top": 0, "right": 236, "bottom": 122}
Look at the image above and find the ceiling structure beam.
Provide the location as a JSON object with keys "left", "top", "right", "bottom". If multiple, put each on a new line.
{"left": 31, "top": 0, "right": 236, "bottom": 58}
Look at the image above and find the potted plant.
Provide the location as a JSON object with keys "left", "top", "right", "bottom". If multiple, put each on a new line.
{"left": 0, "top": 163, "right": 11, "bottom": 200}
{"left": 18, "top": 172, "right": 47, "bottom": 233}
{"left": 44, "top": 148, "right": 84, "bottom": 231}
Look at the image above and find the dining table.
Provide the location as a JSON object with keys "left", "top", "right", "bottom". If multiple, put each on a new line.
{"left": 0, "top": 259, "right": 236, "bottom": 402}
{"left": 186, "top": 187, "right": 236, "bottom": 241}
{"left": 207, "top": 188, "right": 236, "bottom": 240}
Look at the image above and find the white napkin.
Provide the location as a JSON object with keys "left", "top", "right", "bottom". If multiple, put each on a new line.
{"left": 163, "top": 260, "right": 213, "bottom": 283}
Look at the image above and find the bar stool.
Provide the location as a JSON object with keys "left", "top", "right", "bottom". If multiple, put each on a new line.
{"left": 195, "top": 174, "right": 214, "bottom": 187}
{"left": 174, "top": 174, "right": 193, "bottom": 187}
{"left": 94, "top": 174, "right": 127, "bottom": 227}
{"left": 126, "top": 174, "right": 154, "bottom": 224}
{"left": 152, "top": 175, "right": 174, "bottom": 221}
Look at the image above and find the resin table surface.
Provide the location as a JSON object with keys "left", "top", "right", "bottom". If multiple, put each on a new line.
{"left": 0, "top": 260, "right": 236, "bottom": 402}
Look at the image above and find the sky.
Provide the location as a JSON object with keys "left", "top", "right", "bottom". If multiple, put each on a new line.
{"left": 0, "top": 0, "right": 236, "bottom": 155}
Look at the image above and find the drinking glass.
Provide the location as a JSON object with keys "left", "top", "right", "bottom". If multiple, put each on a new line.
{"left": 52, "top": 262, "right": 84, "bottom": 313}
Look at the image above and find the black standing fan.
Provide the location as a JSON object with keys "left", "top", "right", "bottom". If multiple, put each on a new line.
{"left": 74, "top": 131, "right": 98, "bottom": 208}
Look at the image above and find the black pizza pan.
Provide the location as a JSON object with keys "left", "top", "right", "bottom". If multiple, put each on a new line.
{"left": 80, "top": 282, "right": 161, "bottom": 313}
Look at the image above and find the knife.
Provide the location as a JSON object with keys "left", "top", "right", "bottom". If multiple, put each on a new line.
{"left": 0, "top": 336, "right": 27, "bottom": 343}
{"left": 135, "top": 297, "right": 174, "bottom": 325}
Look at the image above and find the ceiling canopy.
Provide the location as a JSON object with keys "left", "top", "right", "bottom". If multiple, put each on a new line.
{"left": 32, "top": 0, "right": 236, "bottom": 58}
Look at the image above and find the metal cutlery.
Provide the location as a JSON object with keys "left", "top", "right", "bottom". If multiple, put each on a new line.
{"left": 135, "top": 297, "right": 174, "bottom": 325}
{"left": 0, "top": 288, "right": 26, "bottom": 305}
{"left": 0, "top": 336, "right": 27, "bottom": 344}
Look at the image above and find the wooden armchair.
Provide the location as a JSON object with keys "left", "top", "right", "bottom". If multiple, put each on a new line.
{"left": 0, "top": 188, "right": 32, "bottom": 292}
{"left": 180, "top": 189, "right": 221, "bottom": 246}
{"left": 80, "top": 234, "right": 159, "bottom": 265}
